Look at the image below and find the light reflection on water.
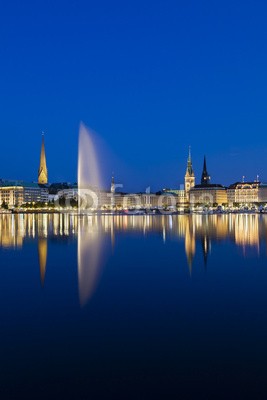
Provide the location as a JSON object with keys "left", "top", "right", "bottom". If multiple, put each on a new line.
{"left": 78, "top": 216, "right": 106, "bottom": 306}
{"left": 2, "top": 213, "right": 267, "bottom": 398}
{"left": 0, "top": 213, "right": 265, "bottom": 305}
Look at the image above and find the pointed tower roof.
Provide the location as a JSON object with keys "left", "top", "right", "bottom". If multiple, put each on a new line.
{"left": 201, "top": 156, "right": 210, "bottom": 185}
{"left": 185, "top": 146, "right": 194, "bottom": 176}
{"left": 38, "top": 133, "right": 48, "bottom": 185}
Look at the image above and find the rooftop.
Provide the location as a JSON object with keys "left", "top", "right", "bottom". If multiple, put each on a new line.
{"left": 0, "top": 180, "right": 47, "bottom": 189}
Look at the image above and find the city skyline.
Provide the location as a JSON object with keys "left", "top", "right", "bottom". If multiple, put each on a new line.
{"left": 0, "top": 133, "right": 265, "bottom": 193}
{"left": 1, "top": 1, "right": 267, "bottom": 191}
{"left": 2, "top": 2, "right": 267, "bottom": 398}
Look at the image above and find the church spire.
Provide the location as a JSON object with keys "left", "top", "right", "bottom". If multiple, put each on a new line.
{"left": 38, "top": 133, "right": 48, "bottom": 185}
{"left": 201, "top": 156, "right": 210, "bottom": 185}
{"left": 184, "top": 146, "right": 195, "bottom": 195}
{"left": 185, "top": 146, "right": 194, "bottom": 176}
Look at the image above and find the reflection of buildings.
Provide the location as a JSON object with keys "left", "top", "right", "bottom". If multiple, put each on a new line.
{"left": 0, "top": 213, "right": 262, "bottom": 250}
{"left": 201, "top": 236, "right": 211, "bottom": 267}
{"left": 234, "top": 214, "right": 259, "bottom": 248}
{"left": 0, "top": 213, "right": 264, "bottom": 286}
{"left": 38, "top": 238, "right": 47, "bottom": 285}
{"left": 184, "top": 217, "right": 195, "bottom": 274}
{"left": 0, "top": 214, "right": 24, "bottom": 248}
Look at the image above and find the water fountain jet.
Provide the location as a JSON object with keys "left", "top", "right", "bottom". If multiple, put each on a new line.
{"left": 77, "top": 122, "right": 106, "bottom": 306}
{"left": 78, "top": 122, "right": 103, "bottom": 211}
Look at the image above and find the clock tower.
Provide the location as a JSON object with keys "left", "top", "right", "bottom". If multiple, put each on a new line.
{"left": 184, "top": 146, "right": 195, "bottom": 196}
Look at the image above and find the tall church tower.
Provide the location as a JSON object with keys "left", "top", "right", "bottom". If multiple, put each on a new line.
{"left": 184, "top": 146, "right": 195, "bottom": 194}
{"left": 38, "top": 134, "right": 48, "bottom": 185}
{"left": 201, "top": 156, "right": 210, "bottom": 185}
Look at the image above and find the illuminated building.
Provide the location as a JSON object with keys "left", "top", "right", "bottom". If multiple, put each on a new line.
{"left": 38, "top": 134, "right": 48, "bottom": 184}
{"left": 258, "top": 185, "right": 267, "bottom": 203}
{"left": 189, "top": 184, "right": 227, "bottom": 206}
{"left": 0, "top": 181, "right": 48, "bottom": 207}
{"left": 227, "top": 181, "right": 267, "bottom": 206}
{"left": 57, "top": 188, "right": 78, "bottom": 200}
{"left": 0, "top": 185, "right": 24, "bottom": 207}
{"left": 189, "top": 156, "right": 227, "bottom": 206}
{"left": 121, "top": 193, "right": 159, "bottom": 209}
{"left": 24, "top": 183, "right": 49, "bottom": 203}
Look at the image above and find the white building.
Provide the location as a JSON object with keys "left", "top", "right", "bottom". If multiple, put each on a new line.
{"left": 0, "top": 181, "right": 48, "bottom": 207}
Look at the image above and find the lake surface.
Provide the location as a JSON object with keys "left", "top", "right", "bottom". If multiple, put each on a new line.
{"left": 1, "top": 213, "right": 267, "bottom": 399}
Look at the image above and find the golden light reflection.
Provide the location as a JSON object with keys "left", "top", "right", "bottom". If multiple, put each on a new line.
{"left": 184, "top": 217, "right": 195, "bottom": 275}
{"left": 38, "top": 237, "right": 47, "bottom": 286}
{"left": 234, "top": 214, "right": 259, "bottom": 248}
{"left": 0, "top": 213, "right": 265, "bottom": 290}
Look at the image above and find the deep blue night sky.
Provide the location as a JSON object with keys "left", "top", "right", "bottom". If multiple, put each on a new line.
{"left": 1, "top": 0, "right": 267, "bottom": 192}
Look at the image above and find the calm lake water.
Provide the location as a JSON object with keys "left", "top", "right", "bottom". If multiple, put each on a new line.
{"left": 1, "top": 213, "right": 267, "bottom": 399}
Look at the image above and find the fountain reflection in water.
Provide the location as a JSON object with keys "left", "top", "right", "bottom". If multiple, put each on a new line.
{"left": 77, "top": 123, "right": 106, "bottom": 305}
{"left": 0, "top": 213, "right": 265, "bottom": 304}
{"left": 78, "top": 216, "right": 106, "bottom": 306}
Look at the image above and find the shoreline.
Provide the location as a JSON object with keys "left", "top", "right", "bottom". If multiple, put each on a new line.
{"left": 1, "top": 209, "right": 267, "bottom": 216}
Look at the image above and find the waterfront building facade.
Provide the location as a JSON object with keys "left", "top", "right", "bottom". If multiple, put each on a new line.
{"left": 227, "top": 182, "right": 267, "bottom": 206}
{"left": 189, "top": 184, "right": 227, "bottom": 206}
{"left": 57, "top": 188, "right": 78, "bottom": 201}
{"left": 24, "top": 183, "right": 49, "bottom": 203}
{"left": 0, "top": 181, "right": 48, "bottom": 207}
{"left": 0, "top": 185, "right": 24, "bottom": 207}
